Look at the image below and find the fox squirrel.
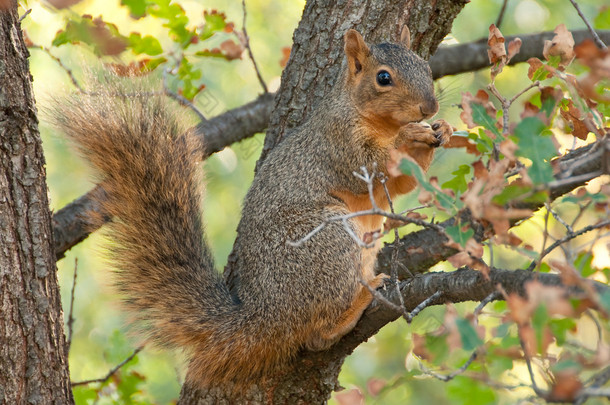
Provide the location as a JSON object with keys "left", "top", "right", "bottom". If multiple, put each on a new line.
{"left": 53, "top": 28, "right": 452, "bottom": 388}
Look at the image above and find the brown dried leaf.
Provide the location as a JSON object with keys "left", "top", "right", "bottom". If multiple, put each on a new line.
{"left": 549, "top": 370, "right": 583, "bottom": 402}
{"left": 412, "top": 333, "right": 432, "bottom": 360}
{"left": 574, "top": 39, "right": 610, "bottom": 103}
{"left": 383, "top": 218, "right": 404, "bottom": 233}
{"left": 47, "top": 0, "right": 83, "bottom": 8}
{"left": 487, "top": 24, "right": 506, "bottom": 78}
{"left": 220, "top": 39, "right": 244, "bottom": 60}
{"left": 560, "top": 99, "right": 589, "bottom": 140}
{"left": 105, "top": 60, "right": 154, "bottom": 77}
{"left": 543, "top": 24, "right": 575, "bottom": 69}
{"left": 507, "top": 38, "right": 522, "bottom": 62}
{"left": 527, "top": 57, "right": 546, "bottom": 80}
{"left": 406, "top": 211, "right": 427, "bottom": 220}
{"left": 443, "top": 135, "right": 480, "bottom": 155}
{"left": 551, "top": 260, "right": 581, "bottom": 286}
{"left": 367, "top": 378, "right": 386, "bottom": 397}
{"left": 334, "top": 388, "right": 364, "bottom": 405}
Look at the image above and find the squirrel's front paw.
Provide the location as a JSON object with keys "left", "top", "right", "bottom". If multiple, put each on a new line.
{"left": 430, "top": 119, "right": 453, "bottom": 147}
{"left": 368, "top": 273, "right": 390, "bottom": 290}
{"left": 400, "top": 120, "right": 453, "bottom": 148}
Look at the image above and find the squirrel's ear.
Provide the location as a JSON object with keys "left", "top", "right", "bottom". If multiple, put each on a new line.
{"left": 344, "top": 29, "right": 370, "bottom": 76}
{"left": 400, "top": 26, "right": 411, "bottom": 49}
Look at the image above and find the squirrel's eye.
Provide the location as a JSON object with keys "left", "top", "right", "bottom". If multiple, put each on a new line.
{"left": 376, "top": 70, "right": 392, "bottom": 86}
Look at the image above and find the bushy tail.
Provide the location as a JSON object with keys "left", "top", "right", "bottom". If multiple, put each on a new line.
{"left": 51, "top": 83, "right": 292, "bottom": 387}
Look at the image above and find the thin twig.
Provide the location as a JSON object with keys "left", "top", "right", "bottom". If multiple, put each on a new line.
{"left": 19, "top": 8, "right": 32, "bottom": 23}
{"left": 71, "top": 346, "right": 144, "bottom": 386}
{"left": 495, "top": 0, "right": 509, "bottom": 28}
{"left": 241, "top": 0, "right": 268, "bottom": 93}
{"left": 66, "top": 258, "right": 78, "bottom": 351}
{"left": 546, "top": 203, "right": 574, "bottom": 236}
{"left": 568, "top": 0, "right": 607, "bottom": 49}
{"left": 407, "top": 291, "right": 443, "bottom": 322}
{"left": 519, "top": 335, "right": 547, "bottom": 397}
{"left": 30, "top": 45, "right": 86, "bottom": 92}
{"left": 526, "top": 219, "right": 610, "bottom": 271}
{"left": 474, "top": 291, "right": 500, "bottom": 323}
{"left": 419, "top": 349, "right": 479, "bottom": 382}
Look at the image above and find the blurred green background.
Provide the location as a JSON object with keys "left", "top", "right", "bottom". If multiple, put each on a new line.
{"left": 21, "top": 0, "right": 607, "bottom": 403}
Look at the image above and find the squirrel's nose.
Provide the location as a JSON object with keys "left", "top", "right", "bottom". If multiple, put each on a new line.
{"left": 419, "top": 98, "right": 439, "bottom": 119}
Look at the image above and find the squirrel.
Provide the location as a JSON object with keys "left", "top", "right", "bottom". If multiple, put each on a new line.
{"left": 52, "top": 28, "right": 452, "bottom": 388}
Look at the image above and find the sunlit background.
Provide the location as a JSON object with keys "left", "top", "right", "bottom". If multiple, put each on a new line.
{"left": 20, "top": 0, "right": 608, "bottom": 403}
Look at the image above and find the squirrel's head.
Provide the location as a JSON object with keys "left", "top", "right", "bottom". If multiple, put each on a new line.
{"left": 343, "top": 28, "right": 438, "bottom": 128}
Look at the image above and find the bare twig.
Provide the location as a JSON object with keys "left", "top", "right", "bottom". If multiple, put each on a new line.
{"left": 71, "top": 346, "right": 144, "bottom": 386}
{"left": 526, "top": 219, "right": 610, "bottom": 271}
{"left": 519, "top": 336, "right": 547, "bottom": 397}
{"left": 474, "top": 291, "right": 500, "bottom": 322}
{"left": 407, "top": 291, "right": 443, "bottom": 322}
{"left": 66, "top": 258, "right": 78, "bottom": 351}
{"left": 18, "top": 8, "right": 31, "bottom": 22}
{"left": 568, "top": 0, "right": 607, "bottom": 49}
{"left": 546, "top": 203, "right": 574, "bottom": 236}
{"left": 419, "top": 349, "right": 479, "bottom": 382}
{"left": 495, "top": 0, "right": 508, "bottom": 28}
{"left": 29, "top": 45, "right": 85, "bottom": 92}
{"left": 241, "top": 0, "right": 268, "bottom": 93}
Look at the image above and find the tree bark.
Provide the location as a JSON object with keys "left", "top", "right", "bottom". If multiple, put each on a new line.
{"left": 179, "top": 0, "right": 468, "bottom": 403}
{"left": 0, "top": 2, "right": 73, "bottom": 404}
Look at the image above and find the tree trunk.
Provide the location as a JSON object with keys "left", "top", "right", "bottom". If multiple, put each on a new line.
{"left": 0, "top": 2, "right": 73, "bottom": 404}
{"left": 180, "top": 0, "right": 467, "bottom": 403}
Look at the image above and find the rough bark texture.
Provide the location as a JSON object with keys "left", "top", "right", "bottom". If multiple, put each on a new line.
{"left": 0, "top": 3, "right": 73, "bottom": 404}
{"left": 178, "top": 0, "right": 467, "bottom": 403}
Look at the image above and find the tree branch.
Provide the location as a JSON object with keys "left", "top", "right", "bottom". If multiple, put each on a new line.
{"left": 327, "top": 267, "right": 608, "bottom": 361}
{"left": 429, "top": 29, "right": 610, "bottom": 79}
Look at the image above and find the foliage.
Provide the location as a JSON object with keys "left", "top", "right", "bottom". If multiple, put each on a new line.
{"left": 386, "top": 22, "right": 610, "bottom": 405}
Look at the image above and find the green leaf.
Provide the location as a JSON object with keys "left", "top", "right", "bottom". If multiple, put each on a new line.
{"left": 531, "top": 65, "right": 550, "bottom": 81}
{"left": 128, "top": 33, "right": 163, "bottom": 55}
{"left": 73, "top": 385, "right": 99, "bottom": 403}
{"left": 513, "top": 117, "right": 556, "bottom": 184}
{"left": 594, "top": 7, "right": 610, "bottom": 29}
{"left": 425, "top": 334, "right": 450, "bottom": 365}
{"left": 200, "top": 11, "right": 228, "bottom": 41}
{"left": 445, "top": 224, "right": 474, "bottom": 249}
{"left": 399, "top": 158, "right": 456, "bottom": 211}
{"left": 549, "top": 318, "right": 576, "bottom": 345}
{"left": 121, "top": 0, "right": 149, "bottom": 19}
{"left": 52, "top": 16, "right": 129, "bottom": 56}
{"left": 487, "top": 354, "right": 513, "bottom": 378}
{"left": 456, "top": 318, "right": 483, "bottom": 351}
{"left": 531, "top": 305, "right": 549, "bottom": 353}
{"left": 492, "top": 183, "right": 548, "bottom": 205}
{"left": 575, "top": 252, "right": 595, "bottom": 277}
{"left": 117, "top": 371, "right": 146, "bottom": 403}
{"left": 442, "top": 164, "right": 470, "bottom": 193}
{"left": 447, "top": 376, "right": 496, "bottom": 405}
{"left": 471, "top": 103, "right": 501, "bottom": 137}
